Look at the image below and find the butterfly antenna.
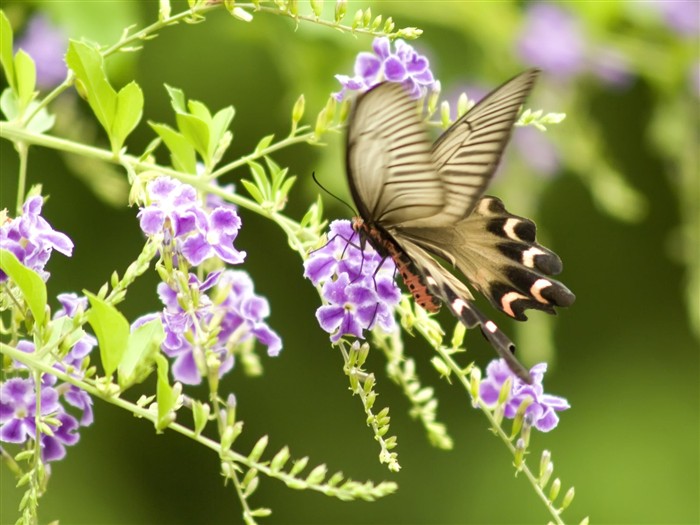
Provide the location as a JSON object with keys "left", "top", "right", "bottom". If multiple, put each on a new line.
{"left": 312, "top": 171, "right": 358, "bottom": 217}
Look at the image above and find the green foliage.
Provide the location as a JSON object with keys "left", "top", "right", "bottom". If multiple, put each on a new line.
{"left": 66, "top": 41, "right": 143, "bottom": 154}
{"left": 85, "top": 291, "right": 129, "bottom": 377}
{"left": 0, "top": 248, "right": 47, "bottom": 327}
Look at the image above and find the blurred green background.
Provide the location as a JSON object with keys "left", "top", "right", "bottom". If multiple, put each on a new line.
{"left": 1, "top": 1, "right": 698, "bottom": 524}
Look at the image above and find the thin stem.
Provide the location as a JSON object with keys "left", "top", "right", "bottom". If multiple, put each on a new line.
{"left": 208, "top": 130, "right": 319, "bottom": 179}
{"left": 426, "top": 337, "right": 565, "bottom": 525}
{"left": 15, "top": 141, "right": 29, "bottom": 214}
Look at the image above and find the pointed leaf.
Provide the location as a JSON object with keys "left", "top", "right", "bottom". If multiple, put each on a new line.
{"left": 187, "top": 99, "right": 211, "bottom": 122}
{"left": 0, "top": 249, "right": 47, "bottom": 326}
{"left": 176, "top": 112, "right": 209, "bottom": 161}
{"left": 13, "top": 50, "right": 35, "bottom": 110}
{"left": 0, "top": 11, "right": 16, "bottom": 91}
{"left": 240, "top": 180, "right": 264, "bottom": 204}
{"left": 149, "top": 122, "right": 197, "bottom": 173}
{"left": 65, "top": 41, "right": 116, "bottom": 142}
{"left": 85, "top": 291, "right": 129, "bottom": 377}
{"left": 112, "top": 81, "right": 143, "bottom": 150}
{"left": 118, "top": 316, "right": 164, "bottom": 389}
{"left": 155, "top": 353, "right": 178, "bottom": 430}
{"left": 165, "top": 84, "right": 186, "bottom": 113}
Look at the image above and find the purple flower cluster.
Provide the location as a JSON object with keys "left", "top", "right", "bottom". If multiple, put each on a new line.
{"left": 334, "top": 37, "right": 438, "bottom": 101}
{"left": 138, "top": 177, "right": 245, "bottom": 267}
{"left": 304, "top": 220, "right": 401, "bottom": 343}
{"left": 0, "top": 378, "right": 79, "bottom": 462}
{"left": 479, "top": 359, "right": 570, "bottom": 432}
{"left": 15, "top": 14, "right": 68, "bottom": 90}
{"left": 0, "top": 196, "right": 74, "bottom": 282}
{"left": 517, "top": 3, "right": 632, "bottom": 87}
{"left": 1, "top": 294, "right": 95, "bottom": 462}
{"left": 136, "top": 270, "right": 281, "bottom": 385}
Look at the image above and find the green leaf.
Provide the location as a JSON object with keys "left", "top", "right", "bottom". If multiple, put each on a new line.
{"left": 85, "top": 291, "right": 129, "bottom": 377}
{"left": 210, "top": 106, "right": 234, "bottom": 154}
{"left": 254, "top": 134, "right": 274, "bottom": 154}
{"left": 176, "top": 112, "right": 210, "bottom": 162}
{"left": 13, "top": 49, "right": 35, "bottom": 110}
{"left": 0, "top": 249, "right": 47, "bottom": 326}
{"left": 165, "top": 84, "right": 186, "bottom": 112}
{"left": 112, "top": 81, "right": 143, "bottom": 151}
{"left": 248, "top": 160, "right": 270, "bottom": 197}
{"left": 0, "top": 11, "right": 16, "bottom": 92}
{"left": 187, "top": 99, "right": 211, "bottom": 122}
{"left": 65, "top": 41, "right": 117, "bottom": 146}
{"left": 240, "top": 179, "right": 264, "bottom": 204}
{"left": 155, "top": 353, "right": 178, "bottom": 430}
{"left": 149, "top": 122, "right": 197, "bottom": 173}
{"left": 118, "top": 316, "right": 164, "bottom": 389}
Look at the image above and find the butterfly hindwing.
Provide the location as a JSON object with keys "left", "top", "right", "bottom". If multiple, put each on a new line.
{"left": 398, "top": 195, "right": 575, "bottom": 322}
{"left": 396, "top": 236, "right": 532, "bottom": 382}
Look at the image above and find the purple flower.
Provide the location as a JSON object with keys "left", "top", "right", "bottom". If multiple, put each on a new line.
{"left": 181, "top": 208, "right": 245, "bottom": 266}
{"left": 480, "top": 359, "right": 570, "bottom": 432}
{"left": 140, "top": 269, "right": 281, "bottom": 385}
{"left": 590, "top": 46, "right": 634, "bottom": 88}
{"left": 304, "top": 220, "right": 401, "bottom": 343}
{"left": 0, "top": 378, "right": 79, "bottom": 461}
{"left": 15, "top": 15, "right": 68, "bottom": 90}
{"left": 10, "top": 294, "right": 96, "bottom": 426}
{"left": 648, "top": 0, "right": 700, "bottom": 36}
{"left": 138, "top": 177, "right": 246, "bottom": 267}
{"left": 517, "top": 4, "right": 586, "bottom": 80}
{"left": 0, "top": 196, "right": 73, "bottom": 282}
{"left": 333, "top": 37, "right": 438, "bottom": 101}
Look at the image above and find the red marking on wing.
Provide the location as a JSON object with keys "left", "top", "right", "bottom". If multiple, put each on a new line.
{"left": 354, "top": 218, "right": 441, "bottom": 313}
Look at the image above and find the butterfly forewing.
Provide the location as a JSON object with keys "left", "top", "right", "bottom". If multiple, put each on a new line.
{"left": 347, "top": 83, "right": 444, "bottom": 226}
{"left": 346, "top": 70, "right": 573, "bottom": 384}
{"left": 430, "top": 69, "right": 540, "bottom": 224}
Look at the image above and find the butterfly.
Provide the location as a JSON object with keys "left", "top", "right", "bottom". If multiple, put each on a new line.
{"left": 346, "top": 69, "right": 575, "bottom": 383}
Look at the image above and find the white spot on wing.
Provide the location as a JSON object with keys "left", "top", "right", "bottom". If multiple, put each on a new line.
{"left": 503, "top": 218, "right": 521, "bottom": 240}
{"left": 530, "top": 278, "right": 552, "bottom": 303}
{"left": 501, "top": 291, "right": 527, "bottom": 318}
{"left": 522, "top": 247, "right": 546, "bottom": 268}
{"left": 452, "top": 298, "right": 468, "bottom": 315}
{"left": 426, "top": 276, "right": 437, "bottom": 286}
{"left": 485, "top": 320, "right": 498, "bottom": 333}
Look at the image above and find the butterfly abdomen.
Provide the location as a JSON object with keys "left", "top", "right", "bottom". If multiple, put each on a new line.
{"left": 353, "top": 218, "right": 442, "bottom": 313}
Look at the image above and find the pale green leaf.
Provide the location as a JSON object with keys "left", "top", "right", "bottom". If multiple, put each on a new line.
{"left": 0, "top": 249, "right": 47, "bottom": 326}
{"left": 65, "top": 41, "right": 116, "bottom": 142}
{"left": 112, "top": 81, "right": 143, "bottom": 151}
{"left": 85, "top": 291, "right": 129, "bottom": 377}
{"left": 13, "top": 49, "right": 35, "bottom": 110}
{"left": 149, "top": 122, "right": 197, "bottom": 173}
{"left": 118, "top": 316, "right": 164, "bottom": 389}
{"left": 0, "top": 11, "right": 16, "bottom": 91}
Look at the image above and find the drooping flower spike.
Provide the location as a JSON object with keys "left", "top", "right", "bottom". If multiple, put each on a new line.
{"left": 333, "top": 37, "right": 438, "bottom": 101}
{"left": 304, "top": 220, "right": 401, "bottom": 343}
{"left": 479, "top": 359, "right": 570, "bottom": 432}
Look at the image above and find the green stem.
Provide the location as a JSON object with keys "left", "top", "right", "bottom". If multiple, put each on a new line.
{"left": 425, "top": 336, "right": 565, "bottom": 524}
{"left": 15, "top": 141, "right": 28, "bottom": 214}
{"left": 0, "top": 341, "right": 385, "bottom": 502}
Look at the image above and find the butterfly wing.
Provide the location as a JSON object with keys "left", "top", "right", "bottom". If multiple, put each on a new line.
{"left": 395, "top": 235, "right": 533, "bottom": 382}
{"left": 346, "top": 82, "right": 444, "bottom": 226}
{"left": 429, "top": 69, "right": 540, "bottom": 225}
{"left": 398, "top": 196, "right": 575, "bottom": 321}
